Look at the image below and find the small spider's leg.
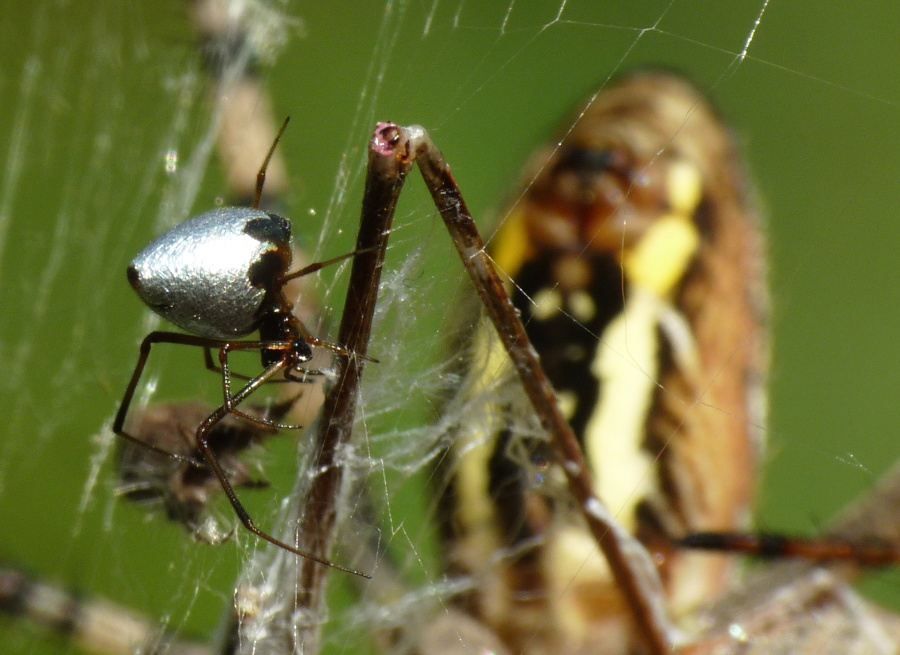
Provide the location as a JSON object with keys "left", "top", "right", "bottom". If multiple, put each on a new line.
{"left": 206, "top": 340, "right": 325, "bottom": 382}
{"left": 216, "top": 341, "right": 306, "bottom": 430}
{"left": 280, "top": 245, "right": 380, "bottom": 282}
{"left": 292, "top": 320, "right": 379, "bottom": 363}
{"left": 253, "top": 116, "right": 290, "bottom": 210}
{"left": 228, "top": 408, "right": 304, "bottom": 432}
{"left": 114, "top": 331, "right": 230, "bottom": 468}
{"left": 203, "top": 347, "right": 216, "bottom": 371}
{"left": 203, "top": 346, "right": 252, "bottom": 381}
{"left": 195, "top": 358, "right": 370, "bottom": 578}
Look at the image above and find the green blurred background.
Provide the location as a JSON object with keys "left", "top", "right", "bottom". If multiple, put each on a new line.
{"left": 1, "top": 1, "right": 898, "bottom": 653}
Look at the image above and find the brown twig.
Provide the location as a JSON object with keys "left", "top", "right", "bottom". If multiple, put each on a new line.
{"left": 227, "top": 124, "right": 417, "bottom": 654}
{"left": 295, "top": 123, "right": 415, "bottom": 596}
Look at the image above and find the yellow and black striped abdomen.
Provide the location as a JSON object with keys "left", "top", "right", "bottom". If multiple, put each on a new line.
{"left": 440, "top": 71, "right": 767, "bottom": 654}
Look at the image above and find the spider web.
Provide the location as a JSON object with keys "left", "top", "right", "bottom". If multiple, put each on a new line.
{"left": 1, "top": 1, "right": 899, "bottom": 654}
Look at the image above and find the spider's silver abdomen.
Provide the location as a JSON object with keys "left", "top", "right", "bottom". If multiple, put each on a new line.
{"left": 128, "top": 207, "right": 292, "bottom": 339}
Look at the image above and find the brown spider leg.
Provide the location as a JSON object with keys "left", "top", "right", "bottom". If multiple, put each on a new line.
{"left": 216, "top": 340, "right": 307, "bottom": 430}
{"left": 237, "top": 392, "right": 305, "bottom": 431}
{"left": 203, "top": 346, "right": 324, "bottom": 382}
{"left": 280, "top": 245, "right": 380, "bottom": 282}
{"left": 195, "top": 354, "right": 370, "bottom": 578}
{"left": 286, "top": 313, "right": 378, "bottom": 363}
{"left": 252, "top": 116, "right": 289, "bottom": 210}
{"left": 677, "top": 532, "right": 900, "bottom": 566}
{"left": 227, "top": 409, "right": 301, "bottom": 430}
{"left": 114, "top": 331, "right": 229, "bottom": 468}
